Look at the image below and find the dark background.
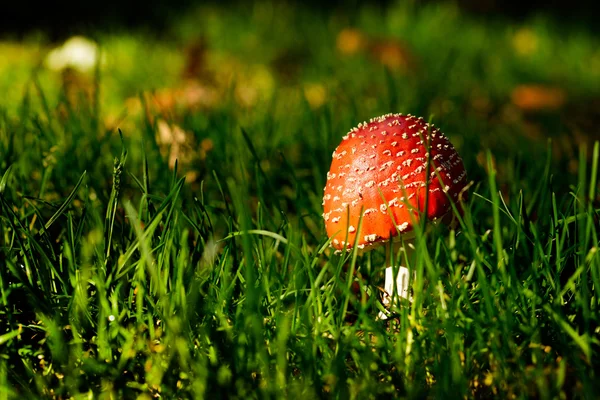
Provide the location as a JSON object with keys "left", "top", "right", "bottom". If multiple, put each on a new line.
{"left": 0, "top": 0, "right": 596, "bottom": 40}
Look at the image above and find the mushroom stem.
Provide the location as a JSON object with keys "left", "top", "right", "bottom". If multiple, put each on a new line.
{"left": 378, "top": 241, "right": 415, "bottom": 319}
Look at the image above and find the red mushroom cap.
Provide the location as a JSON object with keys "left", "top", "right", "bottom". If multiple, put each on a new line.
{"left": 322, "top": 113, "right": 467, "bottom": 251}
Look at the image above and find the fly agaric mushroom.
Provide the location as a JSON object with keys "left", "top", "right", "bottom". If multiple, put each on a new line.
{"left": 322, "top": 113, "right": 467, "bottom": 317}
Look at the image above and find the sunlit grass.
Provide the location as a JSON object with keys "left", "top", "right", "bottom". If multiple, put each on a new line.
{"left": 1, "top": 1, "right": 599, "bottom": 399}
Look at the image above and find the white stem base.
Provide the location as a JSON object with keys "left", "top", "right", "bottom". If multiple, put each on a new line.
{"left": 378, "top": 266, "right": 413, "bottom": 320}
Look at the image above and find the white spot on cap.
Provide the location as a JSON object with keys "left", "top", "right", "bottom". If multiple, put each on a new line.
{"left": 364, "top": 234, "right": 378, "bottom": 242}
{"left": 379, "top": 161, "right": 394, "bottom": 171}
{"left": 348, "top": 225, "right": 356, "bottom": 233}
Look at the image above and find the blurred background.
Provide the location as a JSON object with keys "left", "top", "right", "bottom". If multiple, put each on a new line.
{"left": 2, "top": 0, "right": 596, "bottom": 39}
{"left": 1, "top": 0, "right": 598, "bottom": 193}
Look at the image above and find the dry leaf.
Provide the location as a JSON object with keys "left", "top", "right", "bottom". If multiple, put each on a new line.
{"left": 368, "top": 38, "right": 416, "bottom": 72}
{"left": 511, "top": 84, "right": 566, "bottom": 111}
{"left": 156, "top": 119, "right": 191, "bottom": 169}
{"left": 181, "top": 80, "right": 219, "bottom": 110}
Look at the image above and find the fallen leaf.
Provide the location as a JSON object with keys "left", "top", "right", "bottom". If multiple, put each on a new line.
{"left": 368, "top": 38, "right": 416, "bottom": 72}
{"left": 156, "top": 119, "right": 192, "bottom": 169}
{"left": 181, "top": 80, "right": 219, "bottom": 110}
{"left": 511, "top": 84, "right": 566, "bottom": 111}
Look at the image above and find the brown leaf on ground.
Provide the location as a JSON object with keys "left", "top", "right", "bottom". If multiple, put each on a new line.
{"left": 152, "top": 89, "right": 178, "bottom": 116}
{"left": 156, "top": 119, "right": 193, "bottom": 169}
{"left": 368, "top": 38, "right": 416, "bottom": 72}
{"left": 180, "top": 80, "right": 220, "bottom": 110}
{"left": 336, "top": 28, "right": 416, "bottom": 72}
{"left": 511, "top": 84, "right": 566, "bottom": 111}
{"left": 148, "top": 80, "right": 220, "bottom": 116}
{"left": 154, "top": 119, "right": 213, "bottom": 183}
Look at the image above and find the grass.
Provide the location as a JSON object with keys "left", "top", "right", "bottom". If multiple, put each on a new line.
{"left": 1, "top": 1, "right": 600, "bottom": 398}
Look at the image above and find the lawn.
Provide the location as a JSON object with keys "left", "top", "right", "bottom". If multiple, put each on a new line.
{"left": 1, "top": 1, "right": 599, "bottom": 398}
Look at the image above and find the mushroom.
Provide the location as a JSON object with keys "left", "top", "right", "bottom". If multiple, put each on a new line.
{"left": 322, "top": 113, "right": 468, "bottom": 318}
